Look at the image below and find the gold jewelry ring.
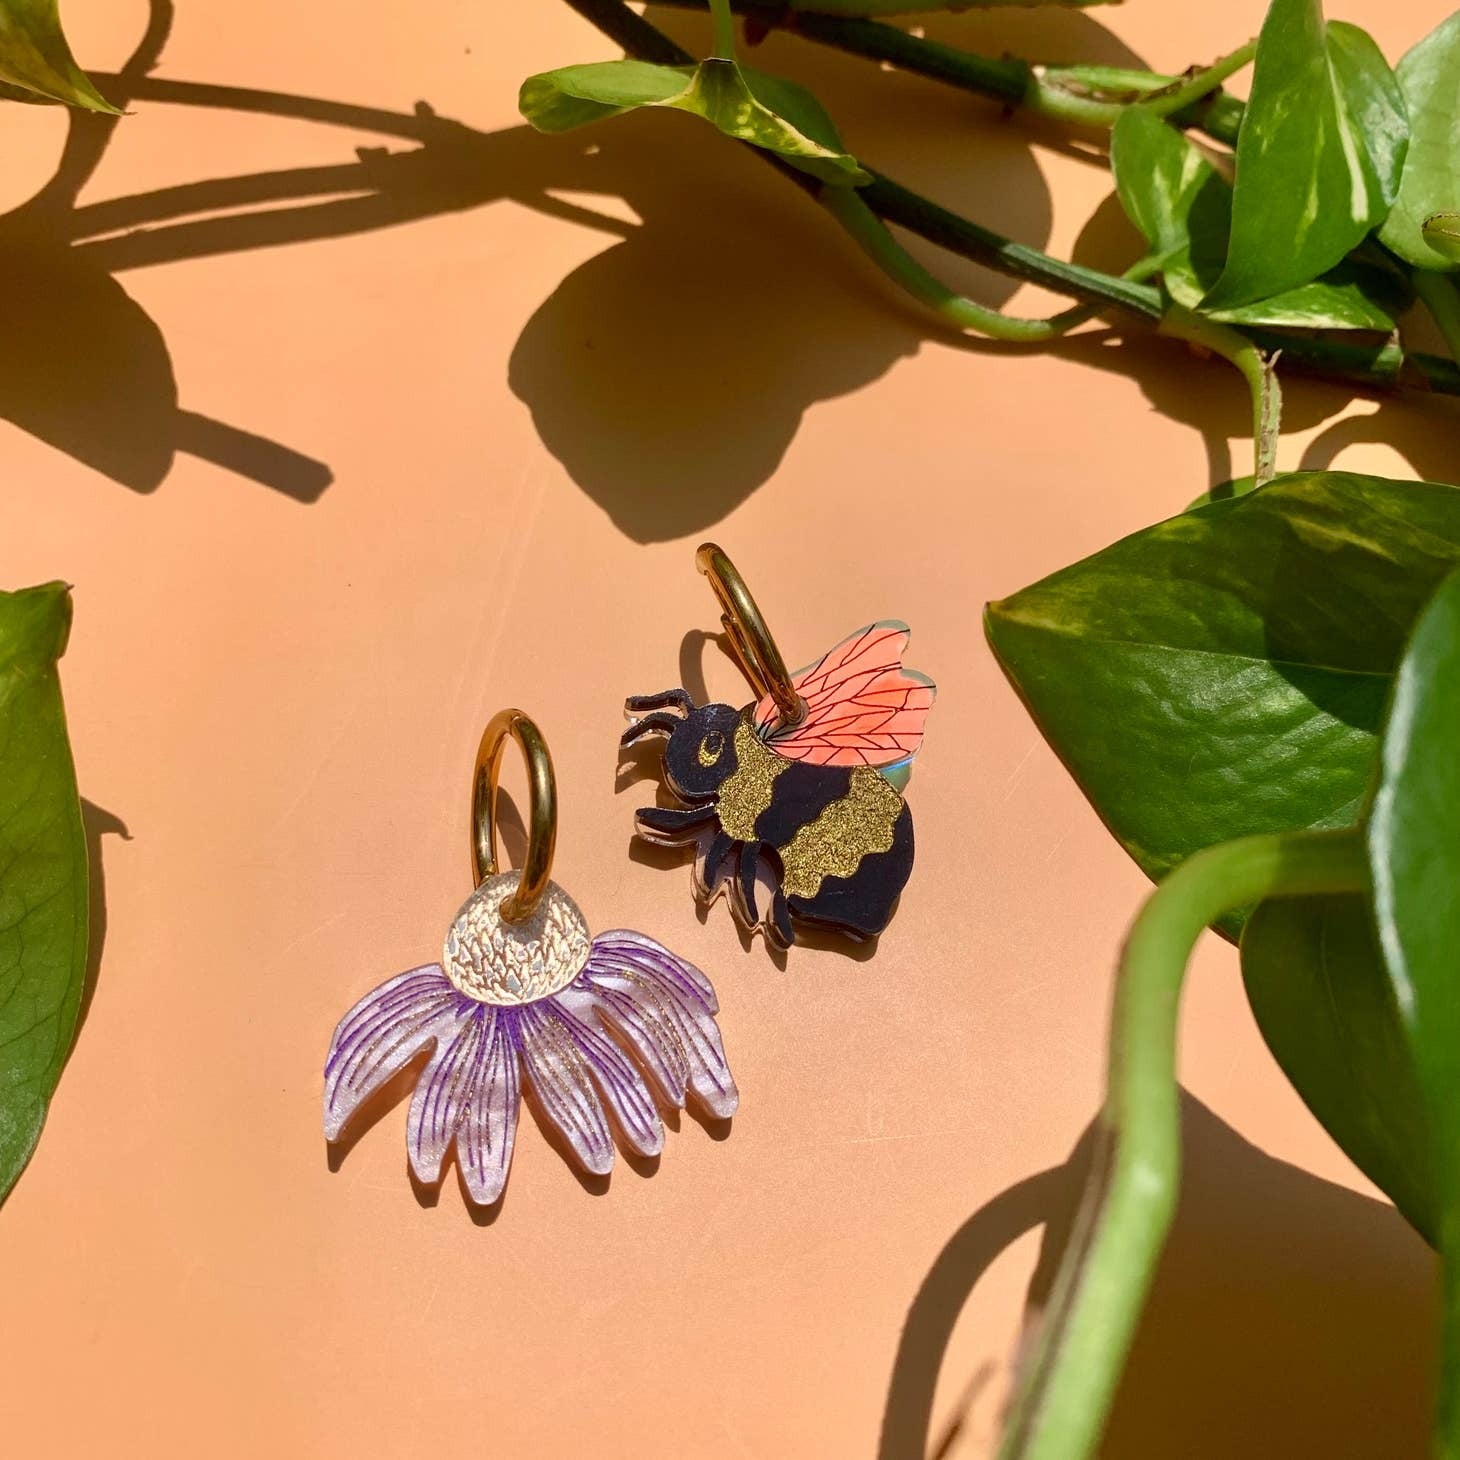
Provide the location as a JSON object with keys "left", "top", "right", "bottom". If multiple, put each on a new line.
{"left": 695, "top": 542, "right": 805, "bottom": 727}
{"left": 471, "top": 708, "right": 557, "bottom": 922}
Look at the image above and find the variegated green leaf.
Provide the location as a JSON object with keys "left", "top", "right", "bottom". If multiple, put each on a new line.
{"left": 520, "top": 57, "right": 869, "bottom": 187}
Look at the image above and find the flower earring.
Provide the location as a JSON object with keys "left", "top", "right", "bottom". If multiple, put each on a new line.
{"left": 323, "top": 709, "right": 738, "bottom": 1204}
{"left": 622, "top": 544, "right": 936, "bottom": 950}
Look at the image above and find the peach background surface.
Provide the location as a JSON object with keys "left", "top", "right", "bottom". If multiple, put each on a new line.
{"left": 0, "top": 1, "right": 1450, "bottom": 1456}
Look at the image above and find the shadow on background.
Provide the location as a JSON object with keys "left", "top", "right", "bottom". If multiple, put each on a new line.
{"left": 75, "top": 800, "right": 129, "bottom": 1041}
{"left": 882, "top": 1092, "right": 1436, "bottom": 1460}
{"left": 0, "top": 0, "right": 333, "bottom": 500}
{"left": 10, "top": 0, "right": 1453, "bottom": 523}
{"left": 1300, "top": 399, "right": 1460, "bottom": 484}
{"left": 506, "top": 2, "right": 1062, "bottom": 539}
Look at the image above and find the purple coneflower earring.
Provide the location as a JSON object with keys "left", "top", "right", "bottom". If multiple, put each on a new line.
{"left": 323, "top": 708, "right": 738, "bottom": 1204}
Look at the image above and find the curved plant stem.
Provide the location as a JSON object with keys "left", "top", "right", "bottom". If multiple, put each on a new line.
{"left": 826, "top": 186, "right": 1160, "bottom": 339}
{"left": 1027, "top": 39, "right": 1255, "bottom": 128}
{"left": 999, "top": 830, "right": 1369, "bottom": 1460}
{"left": 1415, "top": 270, "right": 1460, "bottom": 367}
{"left": 1161, "top": 306, "right": 1282, "bottom": 484}
{"left": 1037, "top": 64, "right": 1172, "bottom": 95}
{"left": 827, "top": 189, "right": 1063, "bottom": 340}
{"left": 707, "top": 0, "right": 738, "bottom": 59}
{"left": 859, "top": 173, "right": 1162, "bottom": 319}
{"left": 1136, "top": 40, "right": 1256, "bottom": 120}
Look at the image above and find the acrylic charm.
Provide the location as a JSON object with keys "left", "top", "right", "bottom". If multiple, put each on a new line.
{"left": 324, "top": 709, "right": 738, "bottom": 1204}
{"left": 622, "top": 544, "right": 935, "bottom": 949}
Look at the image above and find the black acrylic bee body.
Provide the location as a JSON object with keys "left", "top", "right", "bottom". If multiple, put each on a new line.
{"left": 622, "top": 689, "right": 915, "bottom": 949}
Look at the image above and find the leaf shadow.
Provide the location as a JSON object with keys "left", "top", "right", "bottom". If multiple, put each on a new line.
{"left": 2, "top": 0, "right": 333, "bottom": 501}
{"left": 881, "top": 1091, "right": 1435, "bottom": 1459}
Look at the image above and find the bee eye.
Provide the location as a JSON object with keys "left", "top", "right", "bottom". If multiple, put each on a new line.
{"left": 697, "top": 730, "right": 725, "bottom": 767}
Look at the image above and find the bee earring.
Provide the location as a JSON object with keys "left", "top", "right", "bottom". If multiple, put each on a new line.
{"left": 622, "top": 544, "right": 936, "bottom": 951}
{"left": 323, "top": 709, "right": 738, "bottom": 1204}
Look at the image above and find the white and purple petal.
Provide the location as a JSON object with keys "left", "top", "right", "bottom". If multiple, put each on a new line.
{"left": 513, "top": 1002, "right": 616, "bottom": 1175}
{"left": 577, "top": 931, "right": 739, "bottom": 1120}
{"left": 406, "top": 1004, "right": 488, "bottom": 1185}
{"left": 556, "top": 973, "right": 690, "bottom": 1109}
{"left": 323, "top": 964, "right": 463, "bottom": 1142}
{"left": 457, "top": 1011, "right": 520, "bottom": 1206}
{"left": 550, "top": 1001, "right": 664, "bottom": 1158}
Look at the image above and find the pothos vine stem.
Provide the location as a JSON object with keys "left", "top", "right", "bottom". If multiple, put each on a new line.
{"left": 1026, "top": 39, "right": 1256, "bottom": 128}
{"left": 857, "top": 171, "right": 1163, "bottom": 319}
{"left": 998, "top": 830, "right": 1370, "bottom": 1460}
{"left": 707, "top": 0, "right": 738, "bottom": 59}
{"left": 826, "top": 187, "right": 1164, "bottom": 342}
{"left": 1160, "top": 305, "right": 1283, "bottom": 485}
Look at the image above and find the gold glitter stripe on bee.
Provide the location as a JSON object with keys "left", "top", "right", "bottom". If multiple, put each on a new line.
{"left": 716, "top": 716, "right": 790, "bottom": 840}
{"left": 777, "top": 768, "right": 903, "bottom": 901}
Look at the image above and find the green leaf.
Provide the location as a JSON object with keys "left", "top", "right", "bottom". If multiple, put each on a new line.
{"left": 517, "top": 58, "right": 688, "bottom": 131}
{"left": 1202, "top": 4, "right": 1407, "bottom": 311}
{"left": 984, "top": 472, "right": 1460, "bottom": 932}
{"left": 1326, "top": 20, "right": 1410, "bottom": 195}
{"left": 0, "top": 0, "right": 117, "bottom": 111}
{"left": 1110, "top": 106, "right": 1214, "bottom": 262}
{"left": 1111, "top": 107, "right": 1405, "bottom": 331}
{"left": 1379, "top": 13, "right": 1460, "bottom": 270}
{"left": 1425, "top": 213, "right": 1460, "bottom": 265}
{"left": 1200, "top": 255, "right": 1410, "bottom": 331}
{"left": 1366, "top": 566, "right": 1460, "bottom": 1448}
{"left": 1368, "top": 566, "right": 1460, "bottom": 1192}
{"left": 0, "top": 582, "right": 87, "bottom": 1202}
{"left": 1241, "top": 894, "right": 1435, "bottom": 1241}
{"left": 1239, "top": 566, "right": 1460, "bottom": 1250}
{"left": 519, "top": 57, "right": 870, "bottom": 187}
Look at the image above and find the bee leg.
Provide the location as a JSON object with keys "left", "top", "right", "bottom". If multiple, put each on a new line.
{"left": 620, "top": 711, "right": 682, "bottom": 748}
{"left": 732, "top": 842, "right": 763, "bottom": 931}
{"left": 696, "top": 831, "right": 737, "bottom": 901}
{"left": 767, "top": 886, "right": 795, "bottom": 951}
{"left": 634, "top": 803, "right": 718, "bottom": 846}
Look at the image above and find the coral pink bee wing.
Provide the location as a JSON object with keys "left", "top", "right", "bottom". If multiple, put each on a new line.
{"left": 751, "top": 622, "right": 936, "bottom": 769}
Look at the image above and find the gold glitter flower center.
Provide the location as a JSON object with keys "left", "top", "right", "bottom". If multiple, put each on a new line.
{"left": 442, "top": 872, "right": 591, "bottom": 1005}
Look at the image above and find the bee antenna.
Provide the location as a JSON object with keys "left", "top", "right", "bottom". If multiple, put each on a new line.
{"left": 624, "top": 688, "right": 693, "bottom": 718}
